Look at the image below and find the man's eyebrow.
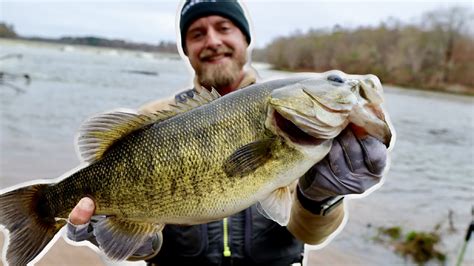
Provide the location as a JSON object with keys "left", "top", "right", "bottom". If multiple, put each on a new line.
{"left": 187, "top": 25, "right": 205, "bottom": 34}
{"left": 215, "top": 18, "right": 232, "bottom": 25}
{"left": 216, "top": 20, "right": 233, "bottom": 26}
{"left": 187, "top": 18, "right": 233, "bottom": 33}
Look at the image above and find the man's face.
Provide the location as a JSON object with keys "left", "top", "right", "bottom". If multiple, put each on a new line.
{"left": 185, "top": 15, "right": 248, "bottom": 89}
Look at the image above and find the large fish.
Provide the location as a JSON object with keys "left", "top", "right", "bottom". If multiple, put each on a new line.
{"left": 0, "top": 70, "right": 394, "bottom": 265}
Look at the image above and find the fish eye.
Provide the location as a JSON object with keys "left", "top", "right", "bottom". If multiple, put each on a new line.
{"left": 327, "top": 74, "right": 344, "bottom": 84}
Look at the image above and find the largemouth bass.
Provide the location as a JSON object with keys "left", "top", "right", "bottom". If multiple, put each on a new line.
{"left": 0, "top": 70, "right": 394, "bottom": 265}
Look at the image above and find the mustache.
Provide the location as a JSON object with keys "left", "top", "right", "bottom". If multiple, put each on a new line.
{"left": 199, "top": 46, "right": 234, "bottom": 60}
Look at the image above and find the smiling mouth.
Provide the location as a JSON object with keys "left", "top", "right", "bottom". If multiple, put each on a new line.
{"left": 201, "top": 53, "right": 232, "bottom": 63}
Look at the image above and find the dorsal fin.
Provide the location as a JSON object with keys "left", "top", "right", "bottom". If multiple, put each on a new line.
{"left": 76, "top": 89, "right": 220, "bottom": 163}
{"left": 76, "top": 109, "right": 164, "bottom": 163}
{"left": 168, "top": 87, "right": 221, "bottom": 115}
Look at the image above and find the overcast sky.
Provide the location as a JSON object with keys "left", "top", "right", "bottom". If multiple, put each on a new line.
{"left": 1, "top": 0, "right": 472, "bottom": 48}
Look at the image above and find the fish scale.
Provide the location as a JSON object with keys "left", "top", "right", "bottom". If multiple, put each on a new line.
{"left": 41, "top": 80, "right": 273, "bottom": 222}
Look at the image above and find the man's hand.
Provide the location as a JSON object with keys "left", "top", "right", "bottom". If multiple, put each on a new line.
{"left": 299, "top": 126, "right": 388, "bottom": 202}
{"left": 69, "top": 197, "right": 95, "bottom": 225}
{"left": 66, "top": 197, "right": 162, "bottom": 260}
{"left": 67, "top": 197, "right": 96, "bottom": 242}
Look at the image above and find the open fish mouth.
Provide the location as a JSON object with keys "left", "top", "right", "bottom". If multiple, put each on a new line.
{"left": 268, "top": 73, "right": 394, "bottom": 148}
{"left": 343, "top": 79, "right": 393, "bottom": 147}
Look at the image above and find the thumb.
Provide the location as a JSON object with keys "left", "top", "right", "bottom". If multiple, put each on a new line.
{"left": 69, "top": 197, "right": 95, "bottom": 225}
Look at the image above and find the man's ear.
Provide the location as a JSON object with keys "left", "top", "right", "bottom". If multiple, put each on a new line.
{"left": 182, "top": 39, "right": 188, "bottom": 55}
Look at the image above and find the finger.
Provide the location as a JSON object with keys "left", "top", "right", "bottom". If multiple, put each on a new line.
{"left": 330, "top": 128, "right": 363, "bottom": 174}
{"left": 299, "top": 158, "right": 337, "bottom": 200}
{"left": 69, "top": 197, "right": 95, "bottom": 225}
{"left": 337, "top": 127, "right": 387, "bottom": 175}
{"left": 359, "top": 136, "right": 387, "bottom": 175}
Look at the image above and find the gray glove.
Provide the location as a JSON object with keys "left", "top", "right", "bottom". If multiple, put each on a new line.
{"left": 66, "top": 217, "right": 162, "bottom": 261}
{"left": 299, "top": 127, "right": 388, "bottom": 201}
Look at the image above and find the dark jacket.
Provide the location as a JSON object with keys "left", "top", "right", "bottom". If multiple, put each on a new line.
{"left": 146, "top": 205, "right": 303, "bottom": 266}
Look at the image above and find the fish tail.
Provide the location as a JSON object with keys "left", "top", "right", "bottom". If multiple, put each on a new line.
{"left": 0, "top": 184, "right": 65, "bottom": 266}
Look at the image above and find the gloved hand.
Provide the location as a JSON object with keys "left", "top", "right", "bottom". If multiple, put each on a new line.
{"left": 299, "top": 126, "right": 388, "bottom": 202}
{"left": 67, "top": 198, "right": 162, "bottom": 261}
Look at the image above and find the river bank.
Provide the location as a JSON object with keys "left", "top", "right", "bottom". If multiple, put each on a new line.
{"left": 266, "top": 65, "right": 474, "bottom": 97}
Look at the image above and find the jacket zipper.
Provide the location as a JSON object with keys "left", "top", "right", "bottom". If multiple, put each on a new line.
{"left": 223, "top": 218, "right": 231, "bottom": 257}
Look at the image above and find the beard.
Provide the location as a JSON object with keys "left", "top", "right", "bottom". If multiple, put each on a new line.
{"left": 196, "top": 46, "right": 247, "bottom": 89}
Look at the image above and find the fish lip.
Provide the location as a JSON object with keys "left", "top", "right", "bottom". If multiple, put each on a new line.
{"left": 301, "top": 86, "right": 355, "bottom": 113}
{"left": 367, "top": 104, "right": 392, "bottom": 147}
{"left": 378, "top": 121, "right": 393, "bottom": 148}
{"left": 348, "top": 103, "right": 393, "bottom": 147}
{"left": 349, "top": 122, "right": 392, "bottom": 149}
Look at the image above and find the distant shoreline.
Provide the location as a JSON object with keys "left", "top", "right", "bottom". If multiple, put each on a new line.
{"left": 383, "top": 82, "right": 474, "bottom": 97}
{"left": 0, "top": 34, "right": 178, "bottom": 53}
{"left": 268, "top": 66, "right": 474, "bottom": 97}
{"left": 2, "top": 37, "right": 472, "bottom": 97}
{"left": 0, "top": 38, "right": 181, "bottom": 60}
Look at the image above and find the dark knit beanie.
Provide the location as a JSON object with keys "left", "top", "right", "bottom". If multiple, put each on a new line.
{"left": 179, "top": 0, "right": 251, "bottom": 54}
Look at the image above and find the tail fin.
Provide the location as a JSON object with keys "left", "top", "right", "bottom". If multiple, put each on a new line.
{"left": 0, "top": 184, "right": 65, "bottom": 266}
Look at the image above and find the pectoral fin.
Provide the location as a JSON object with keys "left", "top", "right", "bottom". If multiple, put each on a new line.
{"left": 94, "top": 217, "right": 164, "bottom": 261}
{"left": 257, "top": 186, "right": 293, "bottom": 226}
{"left": 223, "top": 138, "right": 275, "bottom": 177}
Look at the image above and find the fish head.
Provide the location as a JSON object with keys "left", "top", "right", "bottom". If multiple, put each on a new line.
{"left": 267, "top": 70, "right": 394, "bottom": 149}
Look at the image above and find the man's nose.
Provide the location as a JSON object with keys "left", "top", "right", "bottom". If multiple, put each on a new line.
{"left": 204, "top": 28, "right": 223, "bottom": 48}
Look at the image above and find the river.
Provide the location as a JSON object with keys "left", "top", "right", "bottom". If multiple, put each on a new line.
{"left": 0, "top": 39, "right": 473, "bottom": 265}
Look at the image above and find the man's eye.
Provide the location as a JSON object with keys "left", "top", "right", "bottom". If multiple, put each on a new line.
{"left": 219, "top": 24, "right": 233, "bottom": 32}
{"left": 191, "top": 32, "right": 203, "bottom": 39}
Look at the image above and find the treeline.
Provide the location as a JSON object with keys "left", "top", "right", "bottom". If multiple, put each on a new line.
{"left": 0, "top": 23, "right": 17, "bottom": 38}
{"left": 0, "top": 22, "right": 177, "bottom": 54}
{"left": 47, "top": 36, "right": 177, "bottom": 53}
{"left": 254, "top": 7, "right": 473, "bottom": 94}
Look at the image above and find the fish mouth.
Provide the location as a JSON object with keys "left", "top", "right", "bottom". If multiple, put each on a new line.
{"left": 273, "top": 110, "right": 325, "bottom": 146}
{"left": 268, "top": 75, "right": 393, "bottom": 148}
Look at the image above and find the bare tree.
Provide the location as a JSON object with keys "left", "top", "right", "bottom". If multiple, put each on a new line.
{"left": 422, "top": 7, "right": 474, "bottom": 83}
